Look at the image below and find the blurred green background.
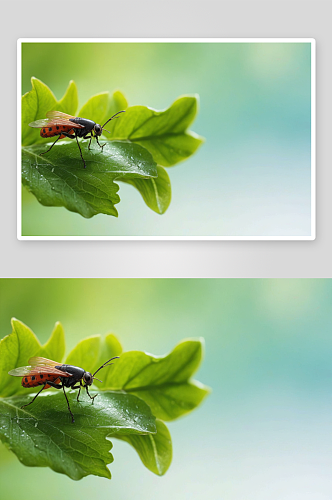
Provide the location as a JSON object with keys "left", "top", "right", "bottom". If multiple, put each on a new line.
{"left": 0, "top": 279, "right": 331, "bottom": 499}
{"left": 21, "top": 42, "right": 312, "bottom": 237}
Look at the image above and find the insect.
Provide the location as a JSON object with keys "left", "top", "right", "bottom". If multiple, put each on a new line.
{"left": 28, "top": 110, "right": 125, "bottom": 168}
{"left": 8, "top": 356, "right": 119, "bottom": 423}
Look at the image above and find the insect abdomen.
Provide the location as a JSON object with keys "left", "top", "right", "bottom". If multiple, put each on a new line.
{"left": 21, "top": 373, "right": 60, "bottom": 388}
{"left": 40, "top": 125, "right": 74, "bottom": 138}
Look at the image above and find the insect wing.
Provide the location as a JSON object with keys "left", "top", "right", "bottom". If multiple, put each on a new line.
{"left": 29, "top": 112, "right": 84, "bottom": 130}
{"left": 29, "top": 366, "right": 73, "bottom": 377}
{"left": 46, "top": 119, "right": 83, "bottom": 129}
{"left": 46, "top": 111, "right": 84, "bottom": 128}
{"left": 28, "top": 356, "right": 61, "bottom": 367}
{"left": 28, "top": 118, "right": 51, "bottom": 128}
{"left": 9, "top": 364, "right": 72, "bottom": 378}
{"left": 8, "top": 366, "right": 32, "bottom": 376}
{"left": 28, "top": 357, "right": 73, "bottom": 377}
{"left": 46, "top": 110, "right": 76, "bottom": 120}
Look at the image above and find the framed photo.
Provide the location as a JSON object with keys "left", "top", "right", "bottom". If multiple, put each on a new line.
{"left": 18, "top": 38, "right": 315, "bottom": 240}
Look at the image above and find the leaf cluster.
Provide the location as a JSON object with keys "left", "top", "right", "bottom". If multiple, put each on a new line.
{"left": 0, "top": 319, "right": 210, "bottom": 480}
{"left": 22, "top": 78, "right": 204, "bottom": 218}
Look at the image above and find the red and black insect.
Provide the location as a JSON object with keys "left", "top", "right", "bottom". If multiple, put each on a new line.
{"left": 28, "top": 110, "right": 125, "bottom": 168}
{"left": 8, "top": 356, "right": 119, "bottom": 422}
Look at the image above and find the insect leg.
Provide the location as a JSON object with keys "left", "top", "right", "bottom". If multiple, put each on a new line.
{"left": 82, "top": 134, "right": 93, "bottom": 150}
{"left": 61, "top": 133, "right": 76, "bottom": 139}
{"left": 57, "top": 131, "right": 86, "bottom": 167}
{"left": 74, "top": 133, "right": 87, "bottom": 168}
{"left": 46, "top": 381, "right": 62, "bottom": 389}
{"left": 76, "top": 381, "right": 83, "bottom": 402}
{"left": 96, "top": 136, "right": 106, "bottom": 151}
{"left": 20, "top": 383, "right": 47, "bottom": 409}
{"left": 62, "top": 385, "right": 75, "bottom": 423}
{"left": 64, "top": 383, "right": 81, "bottom": 401}
{"left": 20, "top": 380, "right": 62, "bottom": 410}
{"left": 86, "top": 385, "right": 98, "bottom": 404}
{"left": 39, "top": 135, "right": 61, "bottom": 156}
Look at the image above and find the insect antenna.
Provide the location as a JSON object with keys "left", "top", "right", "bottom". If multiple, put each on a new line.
{"left": 101, "top": 110, "right": 126, "bottom": 130}
{"left": 92, "top": 356, "right": 120, "bottom": 377}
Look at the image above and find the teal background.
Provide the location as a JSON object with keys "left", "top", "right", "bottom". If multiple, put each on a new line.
{"left": 21, "top": 42, "right": 312, "bottom": 237}
{"left": 0, "top": 278, "right": 331, "bottom": 499}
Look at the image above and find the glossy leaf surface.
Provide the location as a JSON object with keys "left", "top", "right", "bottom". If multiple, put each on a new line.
{"left": 22, "top": 141, "right": 157, "bottom": 218}
{"left": 0, "top": 391, "right": 156, "bottom": 480}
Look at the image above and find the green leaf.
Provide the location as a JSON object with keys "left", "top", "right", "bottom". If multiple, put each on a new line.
{"left": 22, "top": 141, "right": 158, "bottom": 218}
{"left": 77, "top": 90, "right": 128, "bottom": 136}
{"left": 0, "top": 319, "right": 41, "bottom": 398}
{"left": 102, "top": 90, "right": 128, "bottom": 137}
{"left": 0, "top": 322, "right": 210, "bottom": 479}
{"left": 65, "top": 334, "right": 123, "bottom": 388}
{"left": 36, "top": 322, "right": 66, "bottom": 361}
{"left": 133, "top": 379, "right": 210, "bottom": 421}
{"left": 0, "top": 320, "right": 65, "bottom": 398}
{"left": 22, "top": 78, "right": 57, "bottom": 146}
{"left": 21, "top": 80, "right": 203, "bottom": 218}
{"left": 118, "top": 419, "right": 172, "bottom": 476}
{"left": 0, "top": 390, "right": 156, "bottom": 480}
{"left": 98, "top": 333, "right": 123, "bottom": 362}
{"left": 93, "top": 334, "right": 123, "bottom": 389}
{"left": 66, "top": 335, "right": 101, "bottom": 368}
{"left": 107, "top": 90, "right": 128, "bottom": 117}
{"left": 102, "top": 339, "right": 211, "bottom": 421}
{"left": 22, "top": 78, "right": 81, "bottom": 147}
{"left": 121, "top": 165, "right": 171, "bottom": 214}
{"left": 78, "top": 92, "right": 110, "bottom": 127}
{"left": 106, "top": 95, "right": 204, "bottom": 166}
{"left": 57, "top": 80, "right": 78, "bottom": 115}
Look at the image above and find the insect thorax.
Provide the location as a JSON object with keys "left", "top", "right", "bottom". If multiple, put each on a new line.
{"left": 71, "top": 117, "right": 96, "bottom": 135}
{"left": 60, "top": 366, "right": 84, "bottom": 388}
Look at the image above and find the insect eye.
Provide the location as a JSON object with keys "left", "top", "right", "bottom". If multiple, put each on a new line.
{"left": 84, "top": 372, "right": 92, "bottom": 384}
{"left": 95, "top": 124, "right": 102, "bottom": 135}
